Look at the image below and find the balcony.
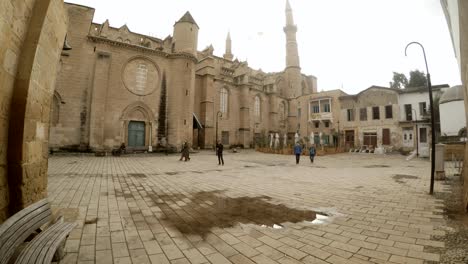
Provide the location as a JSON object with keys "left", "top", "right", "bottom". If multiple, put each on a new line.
{"left": 420, "top": 111, "right": 431, "bottom": 120}
{"left": 309, "top": 112, "right": 333, "bottom": 122}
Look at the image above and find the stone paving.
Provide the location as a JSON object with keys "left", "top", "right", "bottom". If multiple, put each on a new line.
{"left": 47, "top": 151, "right": 450, "bottom": 264}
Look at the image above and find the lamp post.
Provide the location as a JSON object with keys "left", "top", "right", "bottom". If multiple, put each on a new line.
{"left": 215, "top": 111, "right": 222, "bottom": 149}
{"left": 337, "top": 120, "right": 340, "bottom": 149}
{"left": 411, "top": 109, "right": 419, "bottom": 157}
{"left": 252, "top": 125, "right": 255, "bottom": 149}
{"left": 405, "top": 41, "right": 435, "bottom": 195}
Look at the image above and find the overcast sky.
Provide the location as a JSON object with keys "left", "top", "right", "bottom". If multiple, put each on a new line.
{"left": 66, "top": 0, "right": 461, "bottom": 94}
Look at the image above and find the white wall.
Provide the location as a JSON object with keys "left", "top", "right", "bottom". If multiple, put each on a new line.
{"left": 441, "top": 0, "right": 461, "bottom": 68}
{"left": 440, "top": 100, "right": 466, "bottom": 136}
{"left": 399, "top": 93, "right": 424, "bottom": 121}
{"left": 398, "top": 91, "right": 445, "bottom": 121}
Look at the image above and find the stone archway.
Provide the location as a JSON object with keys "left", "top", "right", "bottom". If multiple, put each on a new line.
{"left": 1, "top": 0, "right": 67, "bottom": 220}
{"left": 120, "top": 102, "right": 156, "bottom": 151}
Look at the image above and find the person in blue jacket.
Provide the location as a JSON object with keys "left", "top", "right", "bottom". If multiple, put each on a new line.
{"left": 309, "top": 144, "right": 316, "bottom": 163}
{"left": 293, "top": 143, "right": 302, "bottom": 164}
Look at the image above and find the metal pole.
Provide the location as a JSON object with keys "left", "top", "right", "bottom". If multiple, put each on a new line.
{"left": 412, "top": 109, "right": 419, "bottom": 157}
{"left": 405, "top": 41, "right": 435, "bottom": 195}
{"left": 427, "top": 73, "right": 435, "bottom": 194}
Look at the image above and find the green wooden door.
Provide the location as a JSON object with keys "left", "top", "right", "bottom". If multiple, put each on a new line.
{"left": 128, "top": 121, "right": 145, "bottom": 147}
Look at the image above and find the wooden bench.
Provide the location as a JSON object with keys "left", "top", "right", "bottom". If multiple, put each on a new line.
{"left": 0, "top": 199, "right": 76, "bottom": 264}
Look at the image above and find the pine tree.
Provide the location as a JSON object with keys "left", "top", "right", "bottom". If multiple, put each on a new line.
{"left": 157, "top": 72, "right": 167, "bottom": 145}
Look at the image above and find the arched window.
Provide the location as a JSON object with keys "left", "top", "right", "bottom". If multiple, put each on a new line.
{"left": 254, "top": 96, "right": 261, "bottom": 117}
{"left": 220, "top": 88, "right": 228, "bottom": 114}
{"left": 125, "top": 39, "right": 131, "bottom": 44}
{"left": 279, "top": 101, "right": 285, "bottom": 122}
{"left": 117, "top": 37, "right": 123, "bottom": 42}
{"left": 135, "top": 63, "right": 148, "bottom": 93}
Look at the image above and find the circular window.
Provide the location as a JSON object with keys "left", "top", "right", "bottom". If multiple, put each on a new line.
{"left": 122, "top": 57, "right": 160, "bottom": 96}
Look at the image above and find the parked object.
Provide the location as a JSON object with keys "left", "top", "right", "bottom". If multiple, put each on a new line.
{"left": 0, "top": 199, "right": 76, "bottom": 264}
{"left": 435, "top": 144, "right": 446, "bottom": 180}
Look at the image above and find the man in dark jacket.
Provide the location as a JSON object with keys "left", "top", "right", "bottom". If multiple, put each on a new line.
{"left": 294, "top": 143, "right": 302, "bottom": 164}
{"left": 216, "top": 141, "right": 224, "bottom": 165}
{"left": 309, "top": 144, "right": 316, "bottom": 163}
{"left": 179, "top": 141, "right": 190, "bottom": 161}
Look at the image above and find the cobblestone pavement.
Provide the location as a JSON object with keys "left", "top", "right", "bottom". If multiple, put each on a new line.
{"left": 48, "top": 151, "right": 450, "bottom": 264}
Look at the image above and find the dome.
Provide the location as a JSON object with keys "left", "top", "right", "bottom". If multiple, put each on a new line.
{"left": 439, "top": 85, "right": 464, "bottom": 104}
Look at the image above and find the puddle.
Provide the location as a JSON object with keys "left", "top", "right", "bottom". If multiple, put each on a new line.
{"left": 260, "top": 224, "right": 284, "bottom": 229}
{"left": 148, "top": 191, "right": 321, "bottom": 236}
{"left": 354, "top": 186, "right": 363, "bottom": 189}
{"left": 392, "top": 174, "right": 419, "bottom": 184}
{"left": 364, "top": 165, "right": 390, "bottom": 168}
{"left": 191, "top": 171, "right": 204, "bottom": 174}
{"left": 165, "top": 172, "right": 180, "bottom": 175}
{"left": 128, "top": 173, "right": 146, "bottom": 178}
{"left": 307, "top": 214, "right": 329, "bottom": 225}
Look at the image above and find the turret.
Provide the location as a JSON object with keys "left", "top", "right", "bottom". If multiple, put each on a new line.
{"left": 223, "top": 32, "right": 233, "bottom": 60}
{"left": 284, "top": 0, "right": 300, "bottom": 70}
{"left": 283, "top": 0, "right": 302, "bottom": 99}
{"left": 172, "top": 11, "right": 199, "bottom": 56}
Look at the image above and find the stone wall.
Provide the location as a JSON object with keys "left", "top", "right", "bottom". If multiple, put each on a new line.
{"left": 460, "top": 0, "right": 468, "bottom": 210}
{"left": 0, "top": 0, "right": 67, "bottom": 221}
{"left": 339, "top": 87, "right": 402, "bottom": 149}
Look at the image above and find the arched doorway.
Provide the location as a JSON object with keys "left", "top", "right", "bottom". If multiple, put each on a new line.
{"left": 128, "top": 121, "right": 146, "bottom": 147}
{"left": 120, "top": 101, "right": 156, "bottom": 151}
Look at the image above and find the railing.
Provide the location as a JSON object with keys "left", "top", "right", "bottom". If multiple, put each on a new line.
{"left": 309, "top": 112, "right": 333, "bottom": 121}
{"left": 221, "top": 67, "right": 235, "bottom": 76}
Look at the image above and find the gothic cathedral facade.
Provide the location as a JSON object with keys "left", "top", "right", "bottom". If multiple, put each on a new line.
{"left": 50, "top": 1, "right": 317, "bottom": 151}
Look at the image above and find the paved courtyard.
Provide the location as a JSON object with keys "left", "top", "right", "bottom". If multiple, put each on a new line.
{"left": 48, "top": 151, "right": 449, "bottom": 264}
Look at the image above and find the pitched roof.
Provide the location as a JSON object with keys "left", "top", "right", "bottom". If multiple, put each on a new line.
{"left": 286, "top": 0, "right": 292, "bottom": 10}
{"left": 176, "top": 11, "right": 199, "bottom": 28}
{"left": 397, "top": 84, "right": 449, "bottom": 94}
{"left": 339, "top": 85, "right": 398, "bottom": 100}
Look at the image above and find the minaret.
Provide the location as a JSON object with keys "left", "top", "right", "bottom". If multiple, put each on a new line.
{"left": 284, "top": 0, "right": 302, "bottom": 98}
{"left": 223, "top": 32, "right": 233, "bottom": 60}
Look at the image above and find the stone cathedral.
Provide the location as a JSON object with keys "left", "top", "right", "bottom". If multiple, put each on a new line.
{"left": 50, "top": 0, "right": 317, "bottom": 152}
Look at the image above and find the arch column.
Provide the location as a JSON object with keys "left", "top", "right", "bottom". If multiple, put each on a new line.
{"left": 5, "top": 0, "right": 67, "bottom": 215}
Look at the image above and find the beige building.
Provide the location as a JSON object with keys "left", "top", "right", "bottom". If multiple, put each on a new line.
{"left": 295, "top": 90, "right": 348, "bottom": 146}
{"left": 339, "top": 86, "right": 401, "bottom": 151}
{"left": 50, "top": 1, "right": 317, "bottom": 152}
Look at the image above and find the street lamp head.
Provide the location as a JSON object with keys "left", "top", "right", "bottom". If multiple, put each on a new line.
{"left": 404, "top": 41, "right": 430, "bottom": 75}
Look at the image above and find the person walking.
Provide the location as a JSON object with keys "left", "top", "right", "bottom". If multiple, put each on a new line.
{"left": 294, "top": 143, "right": 302, "bottom": 164}
{"left": 216, "top": 141, "right": 224, "bottom": 165}
{"left": 309, "top": 144, "right": 316, "bottom": 163}
{"left": 179, "top": 141, "right": 190, "bottom": 161}
{"left": 183, "top": 141, "right": 190, "bottom": 161}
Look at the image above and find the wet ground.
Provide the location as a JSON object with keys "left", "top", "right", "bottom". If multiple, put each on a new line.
{"left": 47, "top": 151, "right": 460, "bottom": 264}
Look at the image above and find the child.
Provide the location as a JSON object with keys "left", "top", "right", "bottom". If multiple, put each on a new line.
{"left": 309, "top": 144, "right": 316, "bottom": 163}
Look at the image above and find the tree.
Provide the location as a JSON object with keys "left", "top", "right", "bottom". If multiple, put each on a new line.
{"left": 157, "top": 72, "right": 168, "bottom": 146}
{"left": 407, "top": 70, "right": 427, "bottom": 88}
{"left": 389, "top": 72, "right": 408, "bottom": 89}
